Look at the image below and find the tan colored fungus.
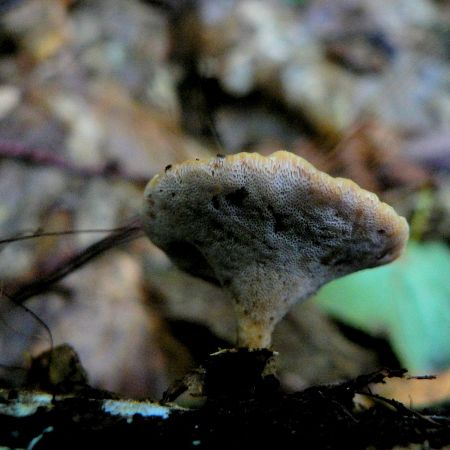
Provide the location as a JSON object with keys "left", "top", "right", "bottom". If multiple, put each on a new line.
{"left": 142, "top": 151, "right": 409, "bottom": 348}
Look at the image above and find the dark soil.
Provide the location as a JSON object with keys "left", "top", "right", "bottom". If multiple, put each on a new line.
{"left": 1, "top": 349, "right": 449, "bottom": 449}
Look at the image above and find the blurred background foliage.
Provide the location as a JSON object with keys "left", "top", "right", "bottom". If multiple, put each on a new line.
{"left": 0, "top": 0, "right": 449, "bottom": 405}
{"left": 316, "top": 241, "right": 450, "bottom": 373}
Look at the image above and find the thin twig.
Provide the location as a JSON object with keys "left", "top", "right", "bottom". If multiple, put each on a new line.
{"left": 0, "top": 227, "right": 138, "bottom": 245}
{"left": 6, "top": 217, "right": 145, "bottom": 305}
{"left": 1, "top": 292, "right": 54, "bottom": 351}
{"left": 357, "top": 391, "right": 444, "bottom": 426}
{"left": 0, "top": 140, "right": 152, "bottom": 185}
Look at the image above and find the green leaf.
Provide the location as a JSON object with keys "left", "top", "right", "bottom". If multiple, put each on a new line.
{"left": 315, "top": 241, "right": 450, "bottom": 373}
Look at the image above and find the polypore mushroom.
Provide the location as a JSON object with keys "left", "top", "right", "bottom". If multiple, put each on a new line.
{"left": 142, "top": 152, "right": 408, "bottom": 348}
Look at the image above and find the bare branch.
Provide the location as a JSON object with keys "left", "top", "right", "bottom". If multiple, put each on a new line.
{"left": 6, "top": 217, "right": 145, "bottom": 305}
{"left": 0, "top": 227, "right": 139, "bottom": 245}
{"left": 0, "top": 140, "right": 152, "bottom": 185}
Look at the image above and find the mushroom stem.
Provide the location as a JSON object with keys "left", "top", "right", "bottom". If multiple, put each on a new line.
{"left": 236, "top": 317, "right": 274, "bottom": 349}
{"left": 230, "top": 267, "right": 301, "bottom": 348}
{"left": 234, "top": 300, "right": 280, "bottom": 348}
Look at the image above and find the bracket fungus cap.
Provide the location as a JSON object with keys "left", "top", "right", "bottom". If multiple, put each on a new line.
{"left": 142, "top": 151, "right": 409, "bottom": 348}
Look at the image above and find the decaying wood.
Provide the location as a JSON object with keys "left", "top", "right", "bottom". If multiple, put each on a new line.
{"left": 1, "top": 348, "right": 449, "bottom": 450}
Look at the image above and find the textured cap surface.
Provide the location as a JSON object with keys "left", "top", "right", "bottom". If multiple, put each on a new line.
{"left": 142, "top": 151, "right": 409, "bottom": 347}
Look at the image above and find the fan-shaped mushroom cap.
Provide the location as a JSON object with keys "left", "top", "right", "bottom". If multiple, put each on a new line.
{"left": 142, "top": 152, "right": 409, "bottom": 348}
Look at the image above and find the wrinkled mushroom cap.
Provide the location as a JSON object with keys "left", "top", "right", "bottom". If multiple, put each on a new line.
{"left": 142, "top": 151, "right": 409, "bottom": 348}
